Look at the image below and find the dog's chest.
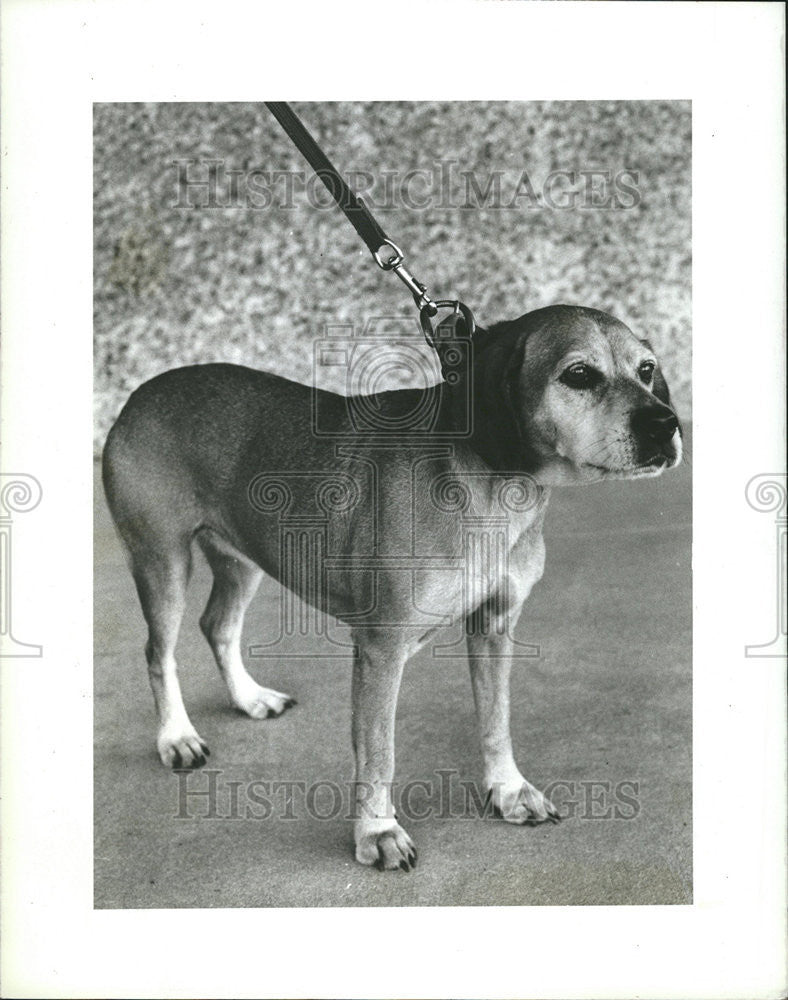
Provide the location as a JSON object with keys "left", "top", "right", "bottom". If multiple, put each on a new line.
{"left": 323, "top": 448, "right": 549, "bottom": 627}
{"left": 412, "top": 477, "right": 548, "bottom": 620}
{"left": 372, "top": 455, "right": 550, "bottom": 623}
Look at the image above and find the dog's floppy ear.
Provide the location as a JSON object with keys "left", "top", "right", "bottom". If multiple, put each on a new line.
{"left": 469, "top": 326, "right": 542, "bottom": 473}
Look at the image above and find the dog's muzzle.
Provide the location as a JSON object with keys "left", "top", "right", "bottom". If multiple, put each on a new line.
{"left": 631, "top": 404, "right": 681, "bottom": 466}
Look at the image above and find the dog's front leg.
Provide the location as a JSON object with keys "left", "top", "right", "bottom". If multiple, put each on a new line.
{"left": 466, "top": 605, "right": 560, "bottom": 825}
{"left": 351, "top": 633, "right": 417, "bottom": 871}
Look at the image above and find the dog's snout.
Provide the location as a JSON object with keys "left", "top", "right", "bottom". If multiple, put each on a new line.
{"left": 631, "top": 405, "right": 679, "bottom": 445}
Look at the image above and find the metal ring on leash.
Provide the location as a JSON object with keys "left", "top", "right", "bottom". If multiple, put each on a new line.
{"left": 419, "top": 300, "right": 476, "bottom": 349}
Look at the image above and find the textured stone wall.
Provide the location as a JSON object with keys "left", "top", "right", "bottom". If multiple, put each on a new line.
{"left": 94, "top": 101, "right": 691, "bottom": 451}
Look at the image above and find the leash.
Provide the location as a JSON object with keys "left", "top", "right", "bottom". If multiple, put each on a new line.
{"left": 264, "top": 102, "right": 476, "bottom": 357}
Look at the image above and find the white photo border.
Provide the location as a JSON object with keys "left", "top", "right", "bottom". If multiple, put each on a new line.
{"left": 1, "top": 1, "right": 785, "bottom": 998}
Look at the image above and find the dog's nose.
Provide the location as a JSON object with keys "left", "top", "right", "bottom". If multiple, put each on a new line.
{"left": 631, "top": 405, "right": 679, "bottom": 445}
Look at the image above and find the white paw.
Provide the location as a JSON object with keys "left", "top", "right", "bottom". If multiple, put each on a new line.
{"left": 491, "top": 777, "right": 561, "bottom": 825}
{"left": 232, "top": 681, "right": 297, "bottom": 720}
{"left": 355, "top": 818, "right": 417, "bottom": 871}
{"left": 157, "top": 724, "right": 209, "bottom": 769}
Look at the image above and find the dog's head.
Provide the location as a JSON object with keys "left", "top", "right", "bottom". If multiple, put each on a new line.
{"left": 470, "top": 304, "right": 683, "bottom": 484}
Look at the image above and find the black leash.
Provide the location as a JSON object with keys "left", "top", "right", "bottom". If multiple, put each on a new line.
{"left": 265, "top": 102, "right": 476, "bottom": 355}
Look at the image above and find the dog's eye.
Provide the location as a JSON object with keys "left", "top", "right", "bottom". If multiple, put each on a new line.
{"left": 638, "top": 361, "right": 656, "bottom": 384}
{"left": 559, "top": 363, "right": 601, "bottom": 389}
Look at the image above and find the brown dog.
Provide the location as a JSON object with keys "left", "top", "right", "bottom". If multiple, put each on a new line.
{"left": 102, "top": 304, "right": 682, "bottom": 870}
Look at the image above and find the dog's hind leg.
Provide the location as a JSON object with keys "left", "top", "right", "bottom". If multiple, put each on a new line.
{"left": 130, "top": 537, "right": 209, "bottom": 769}
{"left": 196, "top": 528, "right": 296, "bottom": 719}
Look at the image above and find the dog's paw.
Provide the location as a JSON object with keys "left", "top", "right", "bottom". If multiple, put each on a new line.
{"left": 232, "top": 682, "right": 297, "bottom": 720}
{"left": 492, "top": 778, "right": 561, "bottom": 825}
{"left": 157, "top": 725, "right": 210, "bottom": 769}
{"left": 355, "top": 820, "right": 417, "bottom": 872}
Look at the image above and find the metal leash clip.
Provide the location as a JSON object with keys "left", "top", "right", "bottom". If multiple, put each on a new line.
{"left": 373, "top": 239, "right": 438, "bottom": 316}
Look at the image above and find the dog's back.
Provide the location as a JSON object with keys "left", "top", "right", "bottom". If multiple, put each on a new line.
{"left": 103, "top": 364, "right": 345, "bottom": 550}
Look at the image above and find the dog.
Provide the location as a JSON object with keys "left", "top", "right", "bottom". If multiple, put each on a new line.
{"left": 102, "top": 304, "right": 682, "bottom": 871}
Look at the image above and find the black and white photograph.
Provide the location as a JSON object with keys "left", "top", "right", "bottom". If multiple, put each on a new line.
{"left": 94, "top": 99, "right": 692, "bottom": 908}
{"left": 1, "top": 2, "right": 785, "bottom": 998}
